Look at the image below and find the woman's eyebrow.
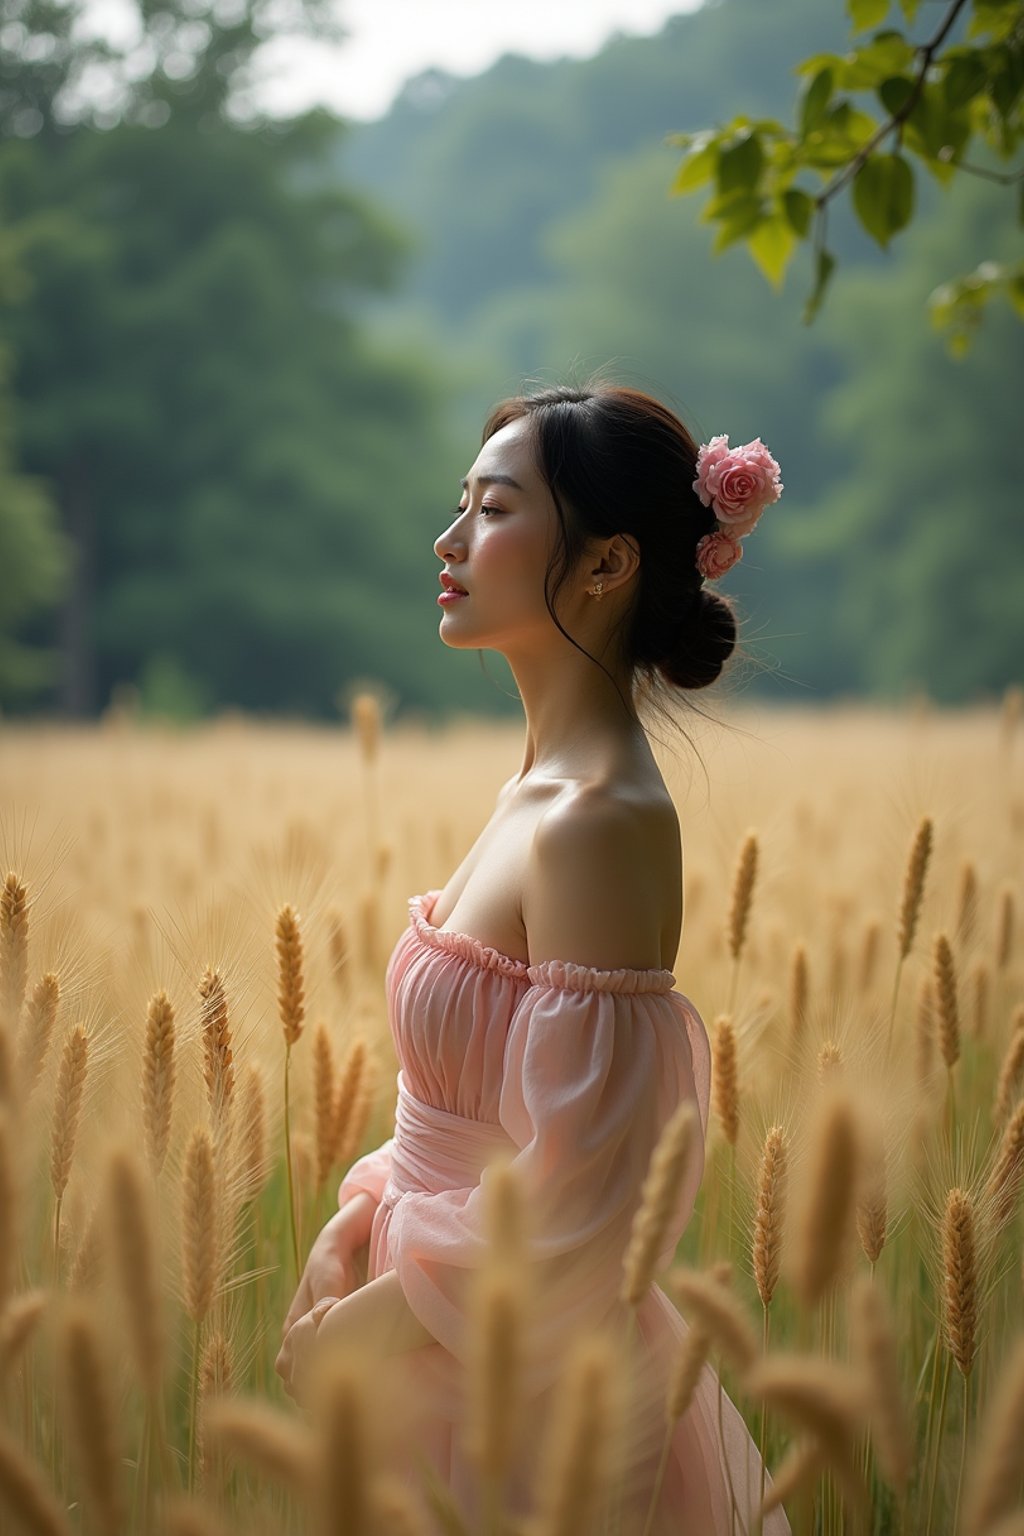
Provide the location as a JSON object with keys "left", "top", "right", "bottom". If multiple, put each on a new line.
{"left": 458, "top": 473, "right": 524, "bottom": 492}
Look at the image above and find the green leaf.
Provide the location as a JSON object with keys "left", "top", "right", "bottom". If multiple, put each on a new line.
{"left": 878, "top": 74, "right": 916, "bottom": 117}
{"left": 847, "top": 0, "right": 890, "bottom": 33}
{"left": 852, "top": 152, "right": 915, "bottom": 247}
{"left": 747, "top": 212, "right": 798, "bottom": 289}
{"left": 1008, "top": 269, "right": 1024, "bottom": 319}
{"left": 671, "top": 138, "right": 720, "bottom": 195}
{"left": 802, "top": 245, "right": 837, "bottom": 324}
{"left": 793, "top": 52, "right": 847, "bottom": 79}
{"left": 716, "top": 131, "right": 764, "bottom": 195}
{"left": 897, "top": 0, "right": 920, "bottom": 23}
{"left": 942, "top": 53, "right": 989, "bottom": 110}
{"left": 844, "top": 32, "right": 917, "bottom": 87}
{"left": 802, "top": 102, "right": 881, "bottom": 168}
{"left": 798, "top": 66, "right": 834, "bottom": 137}
{"left": 782, "top": 187, "right": 815, "bottom": 237}
{"left": 710, "top": 194, "right": 766, "bottom": 251}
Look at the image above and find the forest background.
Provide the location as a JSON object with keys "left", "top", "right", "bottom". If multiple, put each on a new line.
{"left": 2, "top": 0, "right": 1021, "bottom": 724}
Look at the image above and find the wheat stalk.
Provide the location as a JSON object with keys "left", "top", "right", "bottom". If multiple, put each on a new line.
{"left": 16, "top": 972, "right": 60, "bottom": 1099}
{"left": 326, "top": 906, "right": 350, "bottom": 999}
{"left": 727, "top": 830, "right": 758, "bottom": 962}
{"left": 993, "top": 1006, "right": 1024, "bottom": 1126}
{"left": 753, "top": 1124, "right": 787, "bottom": 1308}
{"left": 313, "top": 1023, "right": 336, "bottom": 1191}
{"left": 107, "top": 1147, "right": 164, "bottom": 1397}
{"left": 760, "top": 1437, "right": 826, "bottom": 1515}
{"left": 314, "top": 1357, "right": 372, "bottom": 1536}
{"left": 933, "top": 932, "right": 961, "bottom": 1070}
{"left": 0, "top": 1111, "right": 13, "bottom": 1311}
{"left": 897, "top": 818, "right": 932, "bottom": 960}
{"left": 849, "top": 1273, "right": 911, "bottom": 1492}
{"left": 465, "top": 1268, "right": 523, "bottom": 1498}
{"left": 531, "top": 1332, "right": 617, "bottom": 1536}
{"left": 199, "top": 968, "right": 234, "bottom": 1146}
{"left": 0, "top": 1290, "right": 47, "bottom": 1369}
{"left": 142, "top": 988, "right": 176, "bottom": 1175}
{"left": 0, "top": 1422, "right": 73, "bottom": 1536}
{"left": 277, "top": 905, "right": 306, "bottom": 1048}
{"left": 984, "top": 1099, "right": 1024, "bottom": 1229}
{"left": 789, "top": 942, "right": 808, "bottom": 1046}
{"left": 791, "top": 1089, "right": 859, "bottom": 1308}
{"left": 182, "top": 1126, "right": 219, "bottom": 1325}
{"left": 856, "top": 1136, "right": 888, "bottom": 1266}
{"left": 331, "top": 1036, "right": 369, "bottom": 1168}
{"left": 59, "top": 1301, "right": 124, "bottom": 1532}
{"left": 995, "top": 881, "right": 1016, "bottom": 970}
{"left": 69, "top": 1203, "right": 103, "bottom": 1294}
{"left": 915, "top": 975, "right": 935, "bottom": 1091}
{"left": 198, "top": 1330, "right": 233, "bottom": 1490}
{"left": 203, "top": 1399, "right": 313, "bottom": 1492}
{"left": 668, "top": 1268, "right": 759, "bottom": 1373}
{"left": 818, "top": 1040, "right": 843, "bottom": 1082}
{"left": 50, "top": 1024, "right": 89, "bottom": 1268}
{"left": 236, "top": 1061, "right": 269, "bottom": 1205}
{"left": 858, "top": 915, "right": 881, "bottom": 993}
{"left": 969, "top": 958, "right": 990, "bottom": 1040}
{"left": 621, "top": 1100, "right": 698, "bottom": 1306}
{"left": 942, "top": 1187, "right": 978, "bottom": 1378}
{"left": 959, "top": 1333, "right": 1024, "bottom": 1536}
{"left": 0, "top": 873, "right": 28, "bottom": 1033}
{"left": 957, "top": 859, "right": 979, "bottom": 949}
{"left": 745, "top": 1354, "right": 868, "bottom": 1514}
{"left": 712, "top": 1017, "right": 739, "bottom": 1149}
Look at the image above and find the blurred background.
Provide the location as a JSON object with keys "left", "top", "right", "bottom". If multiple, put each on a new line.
{"left": 1, "top": 0, "right": 1020, "bottom": 727}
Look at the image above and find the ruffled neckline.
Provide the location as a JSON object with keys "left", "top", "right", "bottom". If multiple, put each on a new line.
{"left": 408, "top": 891, "right": 677, "bottom": 995}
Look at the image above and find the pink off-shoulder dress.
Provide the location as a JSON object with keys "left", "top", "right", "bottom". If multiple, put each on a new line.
{"left": 336, "top": 891, "right": 791, "bottom": 1536}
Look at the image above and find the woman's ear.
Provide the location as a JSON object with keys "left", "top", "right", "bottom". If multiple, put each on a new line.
{"left": 591, "top": 533, "right": 640, "bottom": 587}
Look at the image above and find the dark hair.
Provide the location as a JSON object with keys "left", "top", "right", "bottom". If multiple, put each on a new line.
{"left": 481, "top": 381, "right": 742, "bottom": 730}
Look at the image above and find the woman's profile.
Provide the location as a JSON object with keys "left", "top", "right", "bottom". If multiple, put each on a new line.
{"left": 276, "top": 381, "right": 790, "bottom": 1534}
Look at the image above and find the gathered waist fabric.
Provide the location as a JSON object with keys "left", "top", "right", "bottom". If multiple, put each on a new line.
{"left": 381, "top": 1071, "right": 515, "bottom": 1210}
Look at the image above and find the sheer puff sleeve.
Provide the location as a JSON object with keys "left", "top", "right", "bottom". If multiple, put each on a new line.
{"left": 337, "top": 1138, "right": 394, "bottom": 1212}
{"left": 385, "top": 961, "right": 711, "bottom": 1399}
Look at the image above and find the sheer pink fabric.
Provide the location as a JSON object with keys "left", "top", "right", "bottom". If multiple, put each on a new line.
{"left": 337, "top": 891, "right": 791, "bottom": 1535}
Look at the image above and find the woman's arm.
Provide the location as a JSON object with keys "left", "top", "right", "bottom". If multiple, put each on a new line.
{"left": 275, "top": 1267, "right": 435, "bottom": 1400}
{"left": 316, "top": 1267, "right": 436, "bottom": 1355}
{"left": 281, "top": 1191, "right": 378, "bottom": 1338}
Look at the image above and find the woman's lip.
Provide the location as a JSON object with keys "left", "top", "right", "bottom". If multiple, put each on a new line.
{"left": 438, "top": 590, "right": 468, "bottom": 604}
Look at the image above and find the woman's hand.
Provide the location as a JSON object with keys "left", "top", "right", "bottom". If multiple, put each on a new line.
{"left": 275, "top": 1296, "right": 340, "bottom": 1404}
{"left": 281, "top": 1195, "right": 375, "bottom": 1342}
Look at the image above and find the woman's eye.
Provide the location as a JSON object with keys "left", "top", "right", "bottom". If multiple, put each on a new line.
{"left": 449, "top": 503, "right": 501, "bottom": 518}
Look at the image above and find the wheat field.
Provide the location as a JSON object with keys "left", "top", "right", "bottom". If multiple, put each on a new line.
{"left": 0, "top": 692, "right": 1022, "bottom": 1536}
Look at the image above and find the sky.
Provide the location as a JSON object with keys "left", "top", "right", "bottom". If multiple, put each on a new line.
{"left": 80, "top": 0, "right": 701, "bottom": 123}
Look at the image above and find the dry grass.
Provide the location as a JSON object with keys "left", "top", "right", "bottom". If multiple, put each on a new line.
{"left": 0, "top": 698, "right": 1021, "bottom": 1536}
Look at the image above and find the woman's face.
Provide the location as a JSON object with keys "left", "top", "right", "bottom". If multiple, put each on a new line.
{"left": 434, "top": 417, "right": 573, "bottom": 654}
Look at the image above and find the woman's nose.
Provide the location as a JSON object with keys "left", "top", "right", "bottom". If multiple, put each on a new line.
{"left": 434, "top": 520, "right": 465, "bottom": 562}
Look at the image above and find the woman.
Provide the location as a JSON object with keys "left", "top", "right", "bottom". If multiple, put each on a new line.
{"left": 276, "top": 382, "right": 789, "bottom": 1534}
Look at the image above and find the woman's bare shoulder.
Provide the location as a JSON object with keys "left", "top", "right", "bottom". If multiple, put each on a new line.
{"left": 523, "top": 781, "right": 679, "bottom": 971}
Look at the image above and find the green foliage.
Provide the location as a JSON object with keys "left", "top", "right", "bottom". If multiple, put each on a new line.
{"left": 0, "top": 332, "right": 69, "bottom": 702}
{"left": 668, "top": 0, "right": 1024, "bottom": 347}
{"left": 0, "top": 100, "right": 462, "bottom": 718}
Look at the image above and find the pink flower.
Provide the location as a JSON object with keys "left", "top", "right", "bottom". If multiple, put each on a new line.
{"left": 695, "top": 529, "right": 743, "bottom": 580}
{"left": 693, "top": 435, "right": 783, "bottom": 534}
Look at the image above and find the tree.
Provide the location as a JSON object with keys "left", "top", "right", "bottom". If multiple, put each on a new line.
{"left": 0, "top": 0, "right": 470, "bottom": 720}
{"left": 667, "top": 0, "right": 1024, "bottom": 353}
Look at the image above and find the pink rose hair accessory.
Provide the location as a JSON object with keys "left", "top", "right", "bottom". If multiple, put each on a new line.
{"left": 693, "top": 434, "right": 783, "bottom": 580}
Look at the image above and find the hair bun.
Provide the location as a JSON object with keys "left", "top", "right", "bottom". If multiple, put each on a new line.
{"left": 657, "top": 588, "right": 737, "bottom": 691}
